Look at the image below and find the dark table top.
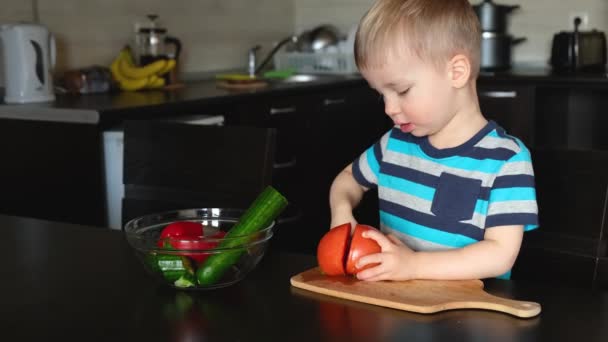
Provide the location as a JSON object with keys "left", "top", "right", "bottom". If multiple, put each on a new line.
{"left": 2, "top": 214, "right": 607, "bottom": 341}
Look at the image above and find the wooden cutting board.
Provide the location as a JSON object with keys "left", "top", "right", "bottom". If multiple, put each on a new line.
{"left": 290, "top": 268, "right": 541, "bottom": 318}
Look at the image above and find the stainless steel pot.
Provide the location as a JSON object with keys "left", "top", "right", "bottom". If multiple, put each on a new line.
{"left": 473, "top": 0, "right": 520, "bottom": 33}
{"left": 480, "top": 32, "right": 526, "bottom": 71}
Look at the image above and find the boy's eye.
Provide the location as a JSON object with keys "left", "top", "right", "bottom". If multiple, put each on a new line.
{"left": 398, "top": 88, "right": 410, "bottom": 95}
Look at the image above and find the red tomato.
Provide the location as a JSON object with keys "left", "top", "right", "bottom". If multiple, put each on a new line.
{"left": 345, "top": 224, "right": 381, "bottom": 275}
{"left": 316, "top": 223, "right": 351, "bottom": 276}
{"left": 157, "top": 221, "right": 204, "bottom": 247}
{"left": 317, "top": 223, "right": 382, "bottom": 276}
{"left": 157, "top": 221, "right": 226, "bottom": 263}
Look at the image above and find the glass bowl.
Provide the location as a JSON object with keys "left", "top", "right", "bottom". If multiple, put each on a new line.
{"left": 124, "top": 208, "right": 275, "bottom": 290}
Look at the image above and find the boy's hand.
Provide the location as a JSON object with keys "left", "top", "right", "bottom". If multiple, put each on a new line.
{"left": 354, "top": 230, "right": 417, "bottom": 281}
{"left": 330, "top": 215, "right": 357, "bottom": 231}
{"left": 330, "top": 202, "right": 357, "bottom": 231}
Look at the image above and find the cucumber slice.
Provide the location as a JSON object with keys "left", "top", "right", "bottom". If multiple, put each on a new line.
{"left": 196, "top": 186, "right": 288, "bottom": 286}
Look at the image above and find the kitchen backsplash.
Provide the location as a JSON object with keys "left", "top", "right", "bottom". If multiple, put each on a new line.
{"left": 1, "top": 0, "right": 607, "bottom": 78}
{"left": 1, "top": 0, "right": 294, "bottom": 77}
{"left": 295, "top": 0, "right": 608, "bottom": 67}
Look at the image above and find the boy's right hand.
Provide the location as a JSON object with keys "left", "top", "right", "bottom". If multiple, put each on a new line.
{"left": 330, "top": 213, "right": 357, "bottom": 231}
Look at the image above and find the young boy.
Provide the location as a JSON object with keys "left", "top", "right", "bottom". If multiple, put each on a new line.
{"left": 329, "top": 0, "right": 538, "bottom": 281}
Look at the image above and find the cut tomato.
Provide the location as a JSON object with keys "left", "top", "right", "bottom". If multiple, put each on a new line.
{"left": 316, "top": 223, "right": 351, "bottom": 276}
{"left": 345, "top": 224, "right": 381, "bottom": 274}
{"left": 317, "top": 223, "right": 382, "bottom": 276}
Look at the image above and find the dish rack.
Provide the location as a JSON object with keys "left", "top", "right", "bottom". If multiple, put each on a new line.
{"left": 273, "top": 52, "right": 358, "bottom": 74}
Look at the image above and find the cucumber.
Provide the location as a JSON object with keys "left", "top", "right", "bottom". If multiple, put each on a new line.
{"left": 196, "top": 186, "right": 288, "bottom": 286}
{"left": 145, "top": 252, "right": 196, "bottom": 287}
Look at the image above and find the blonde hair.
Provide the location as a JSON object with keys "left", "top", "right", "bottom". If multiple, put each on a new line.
{"left": 355, "top": 0, "right": 481, "bottom": 78}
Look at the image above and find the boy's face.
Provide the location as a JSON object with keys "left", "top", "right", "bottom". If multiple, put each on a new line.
{"left": 360, "top": 50, "right": 457, "bottom": 138}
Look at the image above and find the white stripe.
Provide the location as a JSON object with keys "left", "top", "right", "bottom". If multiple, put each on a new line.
{"left": 384, "top": 150, "right": 495, "bottom": 187}
{"left": 358, "top": 152, "right": 377, "bottom": 185}
{"left": 488, "top": 200, "right": 538, "bottom": 215}
{"left": 475, "top": 135, "right": 520, "bottom": 153}
{"left": 380, "top": 223, "right": 456, "bottom": 251}
{"left": 500, "top": 161, "right": 534, "bottom": 176}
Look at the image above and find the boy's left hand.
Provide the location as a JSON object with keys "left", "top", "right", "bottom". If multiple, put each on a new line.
{"left": 354, "top": 230, "right": 417, "bottom": 281}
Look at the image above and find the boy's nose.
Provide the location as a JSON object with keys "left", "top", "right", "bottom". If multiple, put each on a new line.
{"left": 384, "top": 99, "right": 401, "bottom": 117}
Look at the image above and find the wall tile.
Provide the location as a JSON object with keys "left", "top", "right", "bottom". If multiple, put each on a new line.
{"left": 294, "top": 0, "right": 608, "bottom": 66}
{"left": 35, "top": 0, "right": 293, "bottom": 74}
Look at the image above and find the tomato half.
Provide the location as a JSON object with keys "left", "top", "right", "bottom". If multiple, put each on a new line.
{"left": 158, "top": 221, "right": 226, "bottom": 263}
{"left": 316, "top": 223, "right": 351, "bottom": 276}
{"left": 345, "top": 224, "right": 381, "bottom": 274}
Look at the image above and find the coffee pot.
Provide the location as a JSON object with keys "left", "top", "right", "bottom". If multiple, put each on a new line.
{"left": 132, "top": 14, "right": 181, "bottom": 66}
{"left": 0, "top": 23, "right": 56, "bottom": 103}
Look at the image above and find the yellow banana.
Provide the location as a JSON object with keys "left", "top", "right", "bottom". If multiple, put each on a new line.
{"left": 156, "top": 58, "right": 176, "bottom": 76}
{"left": 110, "top": 51, "right": 149, "bottom": 91}
{"left": 119, "top": 56, "right": 168, "bottom": 79}
{"left": 145, "top": 74, "right": 166, "bottom": 89}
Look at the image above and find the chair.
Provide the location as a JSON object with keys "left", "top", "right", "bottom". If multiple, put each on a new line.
{"left": 121, "top": 120, "right": 276, "bottom": 226}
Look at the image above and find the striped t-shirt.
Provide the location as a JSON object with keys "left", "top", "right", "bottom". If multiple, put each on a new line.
{"left": 352, "top": 121, "right": 538, "bottom": 278}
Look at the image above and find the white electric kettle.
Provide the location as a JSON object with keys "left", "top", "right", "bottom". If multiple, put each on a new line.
{"left": 0, "top": 23, "right": 56, "bottom": 103}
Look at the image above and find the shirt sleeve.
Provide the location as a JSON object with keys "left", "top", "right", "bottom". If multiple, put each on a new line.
{"left": 485, "top": 143, "right": 539, "bottom": 231}
{"left": 352, "top": 129, "right": 391, "bottom": 189}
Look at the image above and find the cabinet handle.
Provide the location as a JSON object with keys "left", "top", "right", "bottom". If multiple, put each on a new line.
{"left": 269, "top": 106, "right": 297, "bottom": 115}
{"left": 479, "top": 90, "right": 517, "bottom": 98}
{"left": 273, "top": 157, "right": 297, "bottom": 169}
{"left": 323, "top": 98, "right": 346, "bottom": 106}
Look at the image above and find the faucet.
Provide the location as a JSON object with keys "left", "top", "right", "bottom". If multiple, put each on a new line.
{"left": 248, "top": 35, "right": 298, "bottom": 76}
{"left": 248, "top": 45, "right": 261, "bottom": 77}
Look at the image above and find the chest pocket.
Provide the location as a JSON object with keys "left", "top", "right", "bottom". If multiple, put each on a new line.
{"left": 431, "top": 172, "right": 481, "bottom": 222}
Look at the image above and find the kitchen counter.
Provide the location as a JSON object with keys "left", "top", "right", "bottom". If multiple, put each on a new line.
{"left": 0, "top": 74, "right": 365, "bottom": 126}
{"left": 2, "top": 213, "right": 607, "bottom": 341}
{"left": 1, "top": 65, "right": 607, "bottom": 126}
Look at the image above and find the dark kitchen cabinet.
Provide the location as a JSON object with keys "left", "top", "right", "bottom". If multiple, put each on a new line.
{"left": 223, "top": 93, "right": 313, "bottom": 253}
{"left": 0, "top": 119, "right": 106, "bottom": 226}
{"left": 224, "top": 84, "right": 391, "bottom": 254}
{"left": 477, "top": 82, "right": 535, "bottom": 146}
{"left": 512, "top": 148, "right": 608, "bottom": 287}
{"left": 304, "top": 85, "right": 391, "bottom": 250}
{"left": 597, "top": 258, "right": 608, "bottom": 291}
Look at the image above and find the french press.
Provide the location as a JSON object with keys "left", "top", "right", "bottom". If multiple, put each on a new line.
{"left": 133, "top": 14, "right": 182, "bottom": 66}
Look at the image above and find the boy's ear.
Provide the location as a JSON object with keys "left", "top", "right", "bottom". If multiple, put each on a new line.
{"left": 447, "top": 54, "right": 471, "bottom": 88}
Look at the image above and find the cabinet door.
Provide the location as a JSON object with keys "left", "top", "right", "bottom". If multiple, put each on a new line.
{"left": 513, "top": 148, "right": 608, "bottom": 288}
{"left": 306, "top": 85, "right": 392, "bottom": 235}
{"left": 477, "top": 83, "right": 535, "bottom": 146}
{"left": 0, "top": 119, "right": 106, "bottom": 226}
{"left": 226, "top": 94, "right": 314, "bottom": 253}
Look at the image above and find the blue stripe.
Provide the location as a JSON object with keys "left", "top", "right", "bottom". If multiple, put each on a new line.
{"left": 485, "top": 213, "right": 539, "bottom": 229}
{"left": 467, "top": 147, "right": 516, "bottom": 161}
{"left": 493, "top": 174, "right": 535, "bottom": 189}
{"left": 381, "top": 211, "right": 478, "bottom": 248}
{"left": 373, "top": 141, "right": 383, "bottom": 168}
{"left": 352, "top": 157, "right": 375, "bottom": 188}
{"left": 381, "top": 163, "right": 492, "bottom": 201}
{"left": 491, "top": 187, "right": 537, "bottom": 201}
{"left": 380, "top": 199, "right": 485, "bottom": 241}
{"left": 379, "top": 174, "right": 436, "bottom": 201}
{"left": 367, "top": 146, "right": 381, "bottom": 176}
{"left": 389, "top": 139, "right": 508, "bottom": 173}
{"left": 382, "top": 162, "right": 437, "bottom": 189}
{"left": 507, "top": 151, "right": 532, "bottom": 162}
{"left": 474, "top": 199, "right": 489, "bottom": 215}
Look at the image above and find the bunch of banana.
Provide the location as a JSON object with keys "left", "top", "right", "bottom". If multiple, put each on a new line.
{"left": 110, "top": 47, "right": 176, "bottom": 91}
